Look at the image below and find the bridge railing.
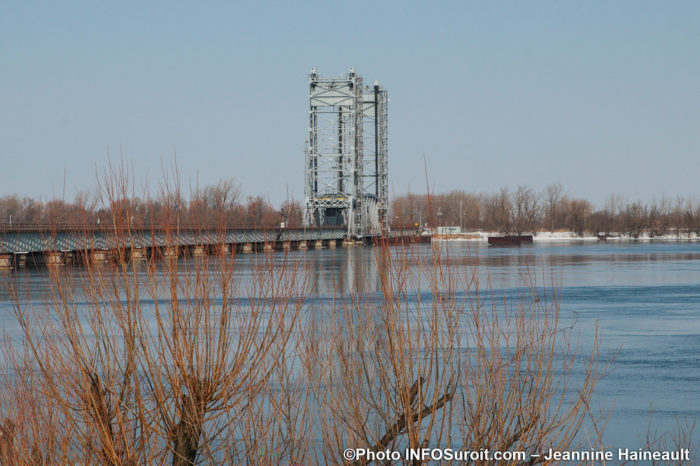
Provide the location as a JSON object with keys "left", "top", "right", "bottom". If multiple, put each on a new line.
{"left": 0, "top": 224, "right": 347, "bottom": 233}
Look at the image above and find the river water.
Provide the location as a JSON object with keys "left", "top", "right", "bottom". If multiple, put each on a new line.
{"left": 437, "top": 240, "right": 700, "bottom": 450}
{"left": 1, "top": 240, "right": 698, "bottom": 453}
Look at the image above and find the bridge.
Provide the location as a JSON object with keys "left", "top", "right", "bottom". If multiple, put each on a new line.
{"left": 0, "top": 68, "right": 430, "bottom": 269}
{"left": 304, "top": 68, "right": 389, "bottom": 237}
{"left": 0, "top": 225, "right": 426, "bottom": 268}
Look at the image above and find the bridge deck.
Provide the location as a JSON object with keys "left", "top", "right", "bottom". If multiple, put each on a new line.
{"left": 0, "top": 226, "right": 421, "bottom": 254}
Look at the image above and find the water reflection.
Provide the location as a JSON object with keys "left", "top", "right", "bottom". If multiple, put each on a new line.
{"left": 307, "top": 246, "right": 385, "bottom": 296}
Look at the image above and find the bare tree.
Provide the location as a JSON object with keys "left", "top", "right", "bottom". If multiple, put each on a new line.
{"left": 5, "top": 167, "right": 303, "bottom": 465}
{"left": 647, "top": 197, "right": 671, "bottom": 238}
{"left": 543, "top": 182, "right": 564, "bottom": 231}
{"left": 565, "top": 198, "right": 592, "bottom": 236}
{"left": 621, "top": 201, "right": 648, "bottom": 238}
{"left": 202, "top": 179, "right": 241, "bottom": 212}
{"left": 513, "top": 185, "right": 541, "bottom": 234}
{"left": 482, "top": 187, "right": 512, "bottom": 234}
{"left": 604, "top": 194, "right": 625, "bottom": 234}
{"left": 0, "top": 196, "right": 22, "bottom": 225}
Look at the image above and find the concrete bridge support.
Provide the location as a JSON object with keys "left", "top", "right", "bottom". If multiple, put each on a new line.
{"left": 163, "top": 247, "right": 178, "bottom": 259}
{"left": 215, "top": 244, "right": 230, "bottom": 255}
{"left": 342, "top": 238, "right": 354, "bottom": 247}
{"left": 15, "top": 253, "right": 26, "bottom": 268}
{"left": 0, "top": 255, "right": 11, "bottom": 270}
{"left": 263, "top": 243, "right": 274, "bottom": 253}
{"left": 298, "top": 241, "right": 308, "bottom": 250}
{"left": 313, "top": 240, "right": 323, "bottom": 249}
{"left": 242, "top": 243, "right": 253, "bottom": 254}
{"left": 282, "top": 242, "right": 291, "bottom": 251}
{"left": 191, "top": 245, "right": 206, "bottom": 257}
{"left": 328, "top": 240, "right": 336, "bottom": 248}
{"left": 130, "top": 248, "right": 145, "bottom": 261}
{"left": 91, "top": 250, "right": 109, "bottom": 265}
{"left": 45, "top": 252, "right": 64, "bottom": 266}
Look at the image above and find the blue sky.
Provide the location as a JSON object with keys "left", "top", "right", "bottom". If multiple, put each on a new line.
{"left": 2, "top": 1, "right": 699, "bottom": 207}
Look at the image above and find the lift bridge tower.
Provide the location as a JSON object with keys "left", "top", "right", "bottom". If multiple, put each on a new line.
{"left": 304, "top": 68, "right": 388, "bottom": 238}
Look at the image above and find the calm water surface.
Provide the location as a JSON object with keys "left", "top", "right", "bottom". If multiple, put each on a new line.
{"left": 442, "top": 240, "right": 700, "bottom": 450}
{"left": 1, "top": 240, "right": 698, "bottom": 451}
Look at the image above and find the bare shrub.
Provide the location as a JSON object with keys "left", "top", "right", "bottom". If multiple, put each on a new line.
{"left": 458, "top": 273, "right": 606, "bottom": 461}
{"left": 4, "top": 167, "right": 304, "bottom": 465}
{"left": 308, "top": 245, "right": 459, "bottom": 464}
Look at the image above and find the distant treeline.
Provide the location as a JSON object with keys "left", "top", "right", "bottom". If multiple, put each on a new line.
{"left": 393, "top": 183, "right": 700, "bottom": 237}
{"left": 3, "top": 180, "right": 700, "bottom": 236}
{"left": 0, "top": 179, "right": 304, "bottom": 228}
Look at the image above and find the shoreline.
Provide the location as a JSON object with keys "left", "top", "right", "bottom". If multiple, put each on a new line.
{"left": 431, "top": 231, "right": 700, "bottom": 242}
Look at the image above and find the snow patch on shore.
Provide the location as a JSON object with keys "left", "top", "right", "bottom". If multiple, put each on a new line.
{"left": 432, "top": 231, "right": 700, "bottom": 242}
{"left": 605, "top": 232, "right": 699, "bottom": 241}
{"left": 534, "top": 231, "right": 598, "bottom": 241}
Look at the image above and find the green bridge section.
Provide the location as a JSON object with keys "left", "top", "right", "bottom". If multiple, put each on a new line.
{"left": 0, "top": 226, "right": 425, "bottom": 268}
{"left": 0, "top": 226, "right": 352, "bottom": 254}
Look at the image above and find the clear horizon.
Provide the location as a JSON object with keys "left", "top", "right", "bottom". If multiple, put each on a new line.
{"left": 2, "top": 1, "right": 699, "bottom": 208}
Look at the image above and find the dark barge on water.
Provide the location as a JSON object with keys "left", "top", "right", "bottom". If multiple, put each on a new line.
{"left": 487, "top": 235, "right": 534, "bottom": 246}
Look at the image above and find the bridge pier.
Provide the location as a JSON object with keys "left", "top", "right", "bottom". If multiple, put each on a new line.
{"left": 342, "top": 238, "right": 354, "bottom": 247}
{"left": 297, "top": 241, "right": 308, "bottom": 250}
{"left": 313, "top": 240, "right": 323, "bottom": 249}
{"left": 263, "top": 243, "right": 274, "bottom": 253}
{"left": 130, "top": 248, "right": 145, "bottom": 261}
{"left": 15, "top": 253, "right": 26, "bottom": 268}
{"left": 242, "top": 243, "right": 253, "bottom": 254}
{"left": 215, "top": 244, "right": 230, "bottom": 256}
{"left": 282, "top": 241, "right": 291, "bottom": 251}
{"left": 191, "top": 245, "right": 206, "bottom": 257}
{"left": 45, "top": 252, "right": 64, "bottom": 267}
{"left": 327, "top": 240, "right": 336, "bottom": 248}
{"left": 163, "top": 246, "right": 178, "bottom": 259}
{"left": 0, "top": 255, "right": 12, "bottom": 270}
{"left": 91, "top": 250, "right": 109, "bottom": 265}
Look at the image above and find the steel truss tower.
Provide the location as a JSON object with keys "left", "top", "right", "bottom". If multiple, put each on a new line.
{"left": 304, "top": 68, "right": 388, "bottom": 237}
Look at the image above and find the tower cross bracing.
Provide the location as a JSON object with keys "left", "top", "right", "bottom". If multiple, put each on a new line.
{"left": 304, "top": 68, "right": 388, "bottom": 238}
